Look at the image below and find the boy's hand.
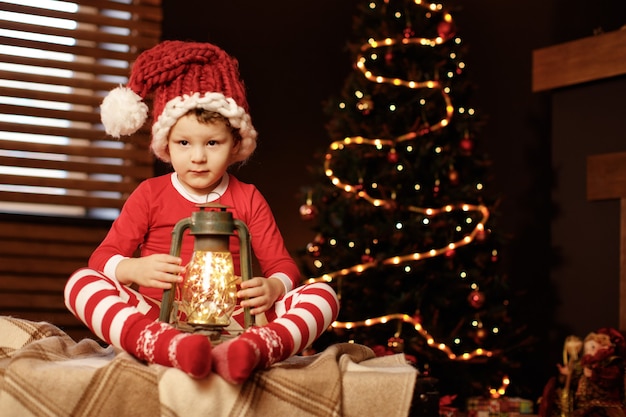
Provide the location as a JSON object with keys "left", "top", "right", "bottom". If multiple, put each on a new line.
{"left": 237, "top": 277, "right": 285, "bottom": 315}
{"left": 116, "top": 254, "right": 183, "bottom": 289}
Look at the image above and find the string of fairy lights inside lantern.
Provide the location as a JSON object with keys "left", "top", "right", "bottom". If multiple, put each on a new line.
{"left": 305, "top": 0, "right": 501, "bottom": 367}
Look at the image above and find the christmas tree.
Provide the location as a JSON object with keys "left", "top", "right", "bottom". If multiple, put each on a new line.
{"left": 298, "top": 0, "right": 533, "bottom": 404}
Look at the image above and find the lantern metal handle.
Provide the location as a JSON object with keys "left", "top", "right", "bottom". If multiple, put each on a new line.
{"left": 235, "top": 219, "right": 254, "bottom": 328}
{"left": 159, "top": 217, "right": 191, "bottom": 323}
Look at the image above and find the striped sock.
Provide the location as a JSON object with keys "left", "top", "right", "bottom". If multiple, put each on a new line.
{"left": 212, "top": 324, "right": 294, "bottom": 384}
{"left": 65, "top": 270, "right": 213, "bottom": 378}
{"left": 122, "top": 314, "right": 212, "bottom": 378}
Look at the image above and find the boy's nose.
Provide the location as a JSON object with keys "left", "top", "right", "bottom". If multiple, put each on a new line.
{"left": 191, "top": 147, "right": 207, "bottom": 162}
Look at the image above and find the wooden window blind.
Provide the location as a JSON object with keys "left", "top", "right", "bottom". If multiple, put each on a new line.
{"left": 0, "top": 0, "right": 162, "bottom": 218}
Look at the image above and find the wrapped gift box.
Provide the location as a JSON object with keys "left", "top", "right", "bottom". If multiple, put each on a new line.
{"left": 466, "top": 396, "right": 533, "bottom": 417}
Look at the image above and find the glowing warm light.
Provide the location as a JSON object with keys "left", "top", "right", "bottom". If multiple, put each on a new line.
{"left": 179, "top": 251, "right": 237, "bottom": 326}
{"left": 306, "top": 200, "right": 490, "bottom": 283}
{"left": 352, "top": 2, "right": 457, "bottom": 140}
{"left": 302, "top": 0, "right": 504, "bottom": 387}
{"left": 489, "top": 376, "right": 510, "bottom": 398}
{"left": 329, "top": 313, "right": 495, "bottom": 361}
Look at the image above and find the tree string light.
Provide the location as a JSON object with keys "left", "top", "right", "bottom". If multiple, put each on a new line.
{"left": 305, "top": 202, "right": 489, "bottom": 283}
{"left": 305, "top": 0, "right": 503, "bottom": 372}
{"left": 331, "top": 313, "right": 494, "bottom": 361}
{"left": 489, "top": 376, "right": 511, "bottom": 398}
{"left": 354, "top": 2, "right": 456, "bottom": 137}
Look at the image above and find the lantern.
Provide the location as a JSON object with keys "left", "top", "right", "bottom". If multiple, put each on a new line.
{"left": 159, "top": 203, "right": 253, "bottom": 341}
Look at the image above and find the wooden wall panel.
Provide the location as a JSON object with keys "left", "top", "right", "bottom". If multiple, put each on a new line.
{"left": 0, "top": 216, "right": 110, "bottom": 342}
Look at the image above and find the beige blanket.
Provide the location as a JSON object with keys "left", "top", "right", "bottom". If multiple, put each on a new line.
{"left": 0, "top": 316, "right": 416, "bottom": 417}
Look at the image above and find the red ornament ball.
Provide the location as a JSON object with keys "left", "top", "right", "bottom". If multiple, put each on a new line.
{"left": 385, "top": 51, "right": 393, "bottom": 64}
{"left": 449, "top": 169, "right": 459, "bottom": 185}
{"left": 356, "top": 96, "right": 374, "bottom": 115}
{"left": 437, "top": 20, "right": 456, "bottom": 39}
{"left": 468, "top": 290, "right": 486, "bottom": 309}
{"left": 299, "top": 203, "right": 318, "bottom": 220}
{"left": 306, "top": 242, "right": 321, "bottom": 257}
{"left": 387, "top": 336, "right": 405, "bottom": 353}
{"left": 473, "top": 328, "right": 487, "bottom": 343}
{"left": 460, "top": 135, "right": 474, "bottom": 153}
{"left": 412, "top": 312, "right": 422, "bottom": 323}
{"left": 387, "top": 149, "right": 399, "bottom": 163}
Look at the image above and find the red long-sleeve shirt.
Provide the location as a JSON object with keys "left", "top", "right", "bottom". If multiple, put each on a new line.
{"left": 89, "top": 173, "right": 300, "bottom": 301}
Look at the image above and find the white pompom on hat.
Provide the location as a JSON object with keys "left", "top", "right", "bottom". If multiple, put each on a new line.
{"left": 100, "top": 40, "right": 257, "bottom": 163}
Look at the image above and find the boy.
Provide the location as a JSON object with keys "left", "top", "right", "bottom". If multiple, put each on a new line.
{"left": 64, "top": 41, "right": 339, "bottom": 383}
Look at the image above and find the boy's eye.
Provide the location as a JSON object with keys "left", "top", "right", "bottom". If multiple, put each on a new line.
{"left": 207, "top": 140, "right": 217, "bottom": 146}
{"left": 178, "top": 140, "right": 189, "bottom": 146}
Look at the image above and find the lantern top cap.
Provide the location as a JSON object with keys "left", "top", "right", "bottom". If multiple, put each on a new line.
{"left": 196, "top": 202, "right": 229, "bottom": 212}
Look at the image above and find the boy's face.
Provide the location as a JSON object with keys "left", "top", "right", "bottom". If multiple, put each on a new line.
{"left": 167, "top": 113, "right": 240, "bottom": 196}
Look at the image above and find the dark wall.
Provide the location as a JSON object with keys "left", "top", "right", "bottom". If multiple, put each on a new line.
{"left": 161, "top": 0, "right": 626, "bottom": 370}
{"left": 469, "top": 0, "right": 626, "bottom": 343}
{"left": 551, "top": 77, "right": 626, "bottom": 333}
{"left": 161, "top": 0, "right": 359, "bottom": 254}
{"left": 442, "top": 0, "right": 626, "bottom": 353}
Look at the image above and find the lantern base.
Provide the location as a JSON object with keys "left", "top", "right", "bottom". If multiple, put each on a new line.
{"left": 175, "top": 322, "right": 226, "bottom": 345}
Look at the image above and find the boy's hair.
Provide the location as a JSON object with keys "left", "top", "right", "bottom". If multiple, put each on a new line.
{"left": 100, "top": 41, "right": 257, "bottom": 163}
{"left": 190, "top": 108, "right": 243, "bottom": 145}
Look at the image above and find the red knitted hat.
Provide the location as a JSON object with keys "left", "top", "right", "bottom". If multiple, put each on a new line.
{"left": 100, "top": 40, "right": 257, "bottom": 163}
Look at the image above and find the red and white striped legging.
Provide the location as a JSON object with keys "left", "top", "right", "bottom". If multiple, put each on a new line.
{"left": 64, "top": 268, "right": 339, "bottom": 356}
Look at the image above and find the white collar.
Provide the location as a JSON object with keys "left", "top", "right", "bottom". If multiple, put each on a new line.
{"left": 170, "top": 172, "right": 229, "bottom": 203}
